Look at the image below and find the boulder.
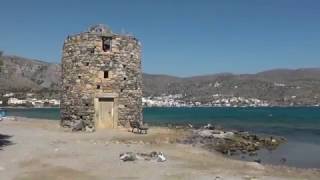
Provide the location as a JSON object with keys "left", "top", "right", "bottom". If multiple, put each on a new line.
{"left": 203, "top": 123, "right": 214, "bottom": 130}
{"left": 198, "top": 130, "right": 214, "bottom": 138}
{"left": 85, "top": 126, "right": 94, "bottom": 132}
{"left": 72, "top": 120, "right": 84, "bottom": 131}
{"left": 212, "top": 132, "right": 234, "bottom": 139}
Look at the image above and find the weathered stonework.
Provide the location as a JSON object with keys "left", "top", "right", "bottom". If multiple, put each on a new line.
{"left": 60, "top": 24, "right": 143, "bottom": 130}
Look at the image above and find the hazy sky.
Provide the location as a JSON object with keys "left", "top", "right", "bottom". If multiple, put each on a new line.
{"left": 0, "top": 0, "right": 319, "bottom": 76}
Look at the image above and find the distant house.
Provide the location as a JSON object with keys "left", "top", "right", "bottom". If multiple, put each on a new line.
{"left": 60, "top": 24, "right": 143, "bottom": 130}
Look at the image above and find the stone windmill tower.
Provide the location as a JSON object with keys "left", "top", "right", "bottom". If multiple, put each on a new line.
{"left": 60, "top": 24, "right": 143, "bottom": 130}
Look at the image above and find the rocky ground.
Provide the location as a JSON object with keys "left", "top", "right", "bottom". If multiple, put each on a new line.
{"left": 178, "top": 124, "right": 287, "bottom": 163}
{"left": 0, "top": 117, "right": 319, "bottom": 180}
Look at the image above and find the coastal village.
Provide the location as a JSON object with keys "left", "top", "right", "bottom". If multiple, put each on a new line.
{"left": 0, "top": 93, "right": 60, "bottom": 107}
{"left": 0, "top": 92, "right": 270, "bottom": 108}
{"left": 2, "top": 92, "right": 320, "bottom": 108}
{"left": 142, "top": 94, "right": 270, "bottom": 107}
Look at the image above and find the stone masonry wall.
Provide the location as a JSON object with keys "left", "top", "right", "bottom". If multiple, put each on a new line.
{"left": 60, "top": 25, "right": 143, "bottom": 129}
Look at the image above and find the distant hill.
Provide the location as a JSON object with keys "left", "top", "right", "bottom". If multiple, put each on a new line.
{"left": 144, "top": 68, "right": 320, "bottom": 105}
{"left": 1, "top": 54, "right": 320, "bottom": 105}
{"left": 0, "top": 55, "right": 60, "bottom": 93}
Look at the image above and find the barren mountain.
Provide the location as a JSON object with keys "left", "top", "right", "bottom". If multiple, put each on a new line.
{"left": 0, "top": 55, "right": 60, "bottom": 95}
{"left": 143, "top": 68, "right": 320, "bottom": 105}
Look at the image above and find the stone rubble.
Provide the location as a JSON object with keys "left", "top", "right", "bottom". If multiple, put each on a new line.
{"left": 120, "top": 151, "right": 167, "bottom": 162}
{"left": 180, "top": 124, "right": 286, "bottom": 159}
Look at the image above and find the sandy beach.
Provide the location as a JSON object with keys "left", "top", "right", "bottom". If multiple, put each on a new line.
{"left": 0, "top": 117, "right": 319, "bottom": 180}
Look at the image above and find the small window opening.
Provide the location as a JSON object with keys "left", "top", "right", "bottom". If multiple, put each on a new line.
{"left": 80, "top": 116, "right": 83, "bottom": 119}
{"left": 97, "top": 85, "right": 101, "bottom": 89}
{"left": 78, "top": 76, "right": 81, "bottom": 79}
{"left": 102, "top": 37, "right": 112, "bottom": 52}
{"left": 85, "top": 103, "right": 89, "bottom": 107}
{"left": 120, "top": 89, "right": 124, "bottom": 92}
{"left": 89, "top": 48, "right": 94, "bottom": 54}
{"left": 123, "top": 64, "right": 126, "bottom": 68}
{"left": 104, "top": 71, "right": 109, "bottom": 78}
{"left": 123, "top": 77, "right": 127, "bottom": 80}
{"left": 124, "top": 105, "right": 128, "bottom": 107}
{"left": 130, "top": 54, "right": 134, "bottom": 58}
{"left": 85, "top": 62, "right": 89, "bottom": 66}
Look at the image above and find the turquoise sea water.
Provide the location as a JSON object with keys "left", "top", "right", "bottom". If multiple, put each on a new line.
{"left": 4, "top": 107, "right": 320, "bottom": 168}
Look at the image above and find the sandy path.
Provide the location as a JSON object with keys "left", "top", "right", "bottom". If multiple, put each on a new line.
{"left": 0, "top": 117, "right": 319, "bottom": 180}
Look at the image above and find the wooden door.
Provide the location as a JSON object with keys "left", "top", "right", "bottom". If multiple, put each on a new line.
{"left": 97, "top": 98, "right": 114, "bottom": 128}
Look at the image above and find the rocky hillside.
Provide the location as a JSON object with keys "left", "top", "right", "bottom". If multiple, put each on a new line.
{"left": 1, "top": 54, "right": 320, "bottom": 105}
{"left": 0, "top": 55, "right": 60, "bottom": 93}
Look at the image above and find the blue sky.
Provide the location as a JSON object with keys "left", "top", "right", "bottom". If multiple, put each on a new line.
{"left": 0, "top": 0, "right": 319, "bottom": 76}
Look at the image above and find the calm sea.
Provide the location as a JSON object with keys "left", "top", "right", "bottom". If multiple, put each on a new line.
{"left": 4, "top": 107, "right": 320, "bottom": 169}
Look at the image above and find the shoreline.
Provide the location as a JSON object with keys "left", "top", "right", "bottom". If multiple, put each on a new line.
{"left": 0, "top": 117, "right": 320, "bottom": 177}
{"left": 2, "top": 115, "right": 320, "bottom": 170}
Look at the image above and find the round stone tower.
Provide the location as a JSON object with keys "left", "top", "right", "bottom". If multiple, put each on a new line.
{"left": 60, "top": 24, "right": 143, "bottom": 130}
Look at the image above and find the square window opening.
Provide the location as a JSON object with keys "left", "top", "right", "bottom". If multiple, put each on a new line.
{"left": 97, "top": 85, "right": 101, "bottom": 89}
{"left": 123, "top": 77, "right": 127, "bottom": 80}
{"left": 104, "top": 71, "right": 109, "bottom": 78}
{"left": 85, "top": 62, "right": 89, "bottom": 66}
